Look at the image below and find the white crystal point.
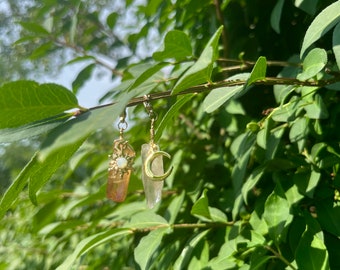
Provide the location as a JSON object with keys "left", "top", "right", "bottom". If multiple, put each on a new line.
{"left": 116, "top": 157, "right": 128, "bottom": 168}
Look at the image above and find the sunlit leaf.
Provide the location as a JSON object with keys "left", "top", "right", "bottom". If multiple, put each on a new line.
{"left": 294, "top": 0, "right": 318, "bottom": 15}
{"left": 171, "top": 26, "right": 223, "bottom": 94}
{"left": 271, "top": 96, "right": 299, "bottom": 122}
{"left": 155, "top": 94, "right": 195, "bottom": 142}
{"left": 203, "top": 73, "right": 250, "bottom": 113}
{"left": 126, "top": 211, "right": 169, "bottom": 229}
{"left": 173, "top": 230, "right": 210, "bottom": 269}
{"left": 0, "top": 113, "right": 71, "bottom": 143}
{"left": 332, "top": 22, "right": 340, "bottom": 70}
{"left": 263, "top": 192, "right": 292, "bottom": 243}
{"left": 296, "top": 229, "right": 329, "bottom": 270}
{"left": 57, "top": 228, "right": 132, "bottom": 270}
{"left": 28, "top": 138, "right": 86, "bottom": 204}
{"left": 164, "top": 191, "right": 185, "bottom": 224}
{"left": 153, "top": 30, "right": 193, "bottom": 61}
{"left": 297, "top": 48, "right": 327, "bottom": 81}
{"left": 134, "top": 227, "right": 169, "bottom": 270}
{"left": 0, "top": 81, "right": 80, "bottom": 129}
{"left": 241, "top": 165, "right": 266, "bottom": 205}
{"left": 247, "top": 56, "right": 267, "bottom": 85}
{"left": 300, "top": 1, "right": 340, "bottom": 58}
{"left": 191, "top": 189, "right": 211, "bottom": 221}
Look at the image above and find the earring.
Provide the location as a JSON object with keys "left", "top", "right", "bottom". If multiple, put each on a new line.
{"left": 141, "top": 96, "right": 173, "bottom": 208}
{"left": 107, "top": 110, "right": 135, "bottom": 202}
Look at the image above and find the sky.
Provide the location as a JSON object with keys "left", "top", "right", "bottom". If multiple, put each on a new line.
{"left": 45, "top": 63, "right": 114, "bottom": 108}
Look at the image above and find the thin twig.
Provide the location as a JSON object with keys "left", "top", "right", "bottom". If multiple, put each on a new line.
{"left": 264, "top": 245, "right": 297, "bottom": 270}
{"left": 81, "top": 75, "right": 339, "bottom": 114}
{"left": 130, "top": 221, "right": 234, "bottom": 233}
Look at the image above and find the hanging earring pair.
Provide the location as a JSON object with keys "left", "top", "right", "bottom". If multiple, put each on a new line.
{"left": 141, "top": 95, "right": 173, "bottom": 208}
{"left": 107, "top": 111, "right": 136, "bottom": 202}
{"left": 107, "top": 99, "right": 172, "bottom": 207}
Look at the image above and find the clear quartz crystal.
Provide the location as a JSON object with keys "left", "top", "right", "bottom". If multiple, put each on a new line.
{"left": 141, "top": 143, "right": 164, "bottom": 208}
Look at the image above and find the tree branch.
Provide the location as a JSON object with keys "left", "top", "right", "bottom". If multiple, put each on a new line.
{"left": 83, "top": 74, "right": 340, "bottom": 114}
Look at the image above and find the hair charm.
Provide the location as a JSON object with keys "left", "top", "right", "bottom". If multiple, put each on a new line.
{"left": 107, "top": 111, "right": 135, "bottom": 202}
{"left": 142, "top": 96, "right": 173, "bottom": 208}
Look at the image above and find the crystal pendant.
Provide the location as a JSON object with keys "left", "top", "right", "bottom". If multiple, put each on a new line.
{"left": 107, "top": 139, "right": 135, "bottom": 202}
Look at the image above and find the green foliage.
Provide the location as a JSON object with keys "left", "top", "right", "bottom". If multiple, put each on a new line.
{"left": 1, "top": 0, "right": 340, "bottom": 269}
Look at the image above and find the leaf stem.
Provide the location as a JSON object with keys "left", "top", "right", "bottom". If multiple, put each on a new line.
{"left": 264, "top": 245, "right": 297, "bottom": 270}
{"left": 130, "top": 221, "right": 234, "bottom": 233}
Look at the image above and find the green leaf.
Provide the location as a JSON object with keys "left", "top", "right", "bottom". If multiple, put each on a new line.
{"left": 155, "top": 94, "right": 194, "bottom": 142}
{"left": 270, "top": 0, "right": 285, "bottom": 33}
{"left": 38, "top": 220, "right": 85, "bottom": 236}
{"left": 19, "top": 21, "right": 50, "bottom": 35}
{"left": 271, "top": 96, "right": 299, "bottom": 122}
{"left": 248, "top": 56, "right": 267, "bottom": 85}
{"left": 208, "top": 207, "right": 228, "bottom": 222}
{"left": 28, "top": 138, "right": 86, "bottom": 205}
{"left": 296, "top": 229, "right": 329, "bottom": 270}
{"left": 256, "top": 118, "right": 286, "bottom": 160}
{"left": 294, "top": 0, "right": 318, "bottom": 15}
{"left": 294, "top": 170, "right": 321, "bottom": 198}
{"left": 65, "top": 56, "right": 95, "bottom": 66}
{"left": 38, "top": 94, "right": 132, "bottom": 161}
{"left": 0, "top": 135, "right": 86, "bottom": 215}
{"left": 0, "top": 81, "right": 79, "bottom": 129}
{"left": 297, "top": 48, "right": 327, "bottom": 81}
{"left": 263, "top": 192, "right": 292, "bottom": 243}
{"left": 191, "top": 189, "right": 211, "bottom": 221}
{"left": 127, "top": 62, "right": 168, "bottom": 96}
{"left": 316, "top": 200, "right": 340, "bottom": 236}
{"left": 300, "top": 1, "right": 340, "bottom": 58}
{"left": 72, "top": 63, "right": 96, "bottom": 94}
{"left": 57, "top": 228, "right": 132, "bottom": 270}
{"left": 29, "top": 42, "right": 54, "bottom": 60}
{"left": 171, "top": 26, "right": 223, "bottom": 95}
{"left": 126, "top": 211, "right": 169, "bottom": 229}
{"left": 241, "top": 165, "right": 266, "bottom": 205}
{"left": 134, "top": 227, "right": 169, "bottom": 270}
{"left": 0, "top": 152, "right": 37, "bottom": 219}
{"left": 164, "top": 191, "right": 185, "bottom": 224}
{"left": 173, "top": 230, "right": 210, "bottom": 269}
{"left": 305, "top": 94, "right": 329, "bottom": 119}
{"left": 289, "top": 117, "right": 309, "bottom": 148}
{"left": 0, "top": 113, "right": 71, "bottom": 143}
{"left": 203, "top": 73, "right": 250, "bottom": 113}
{"left": 332, "top": 22, "right": 340, "bottom": 70}
{"left": 249, "top": 247, "right": 271, "bottom": 270}
{"left": 106, "top": 12, "right": 118, "bottom": 29}
{"left": 153, "top": 30, "right": 193, "bottom": 61}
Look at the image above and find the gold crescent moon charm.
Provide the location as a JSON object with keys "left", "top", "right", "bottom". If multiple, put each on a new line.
{"left": 144, "top": 150, "right": 173, "bottom": 181}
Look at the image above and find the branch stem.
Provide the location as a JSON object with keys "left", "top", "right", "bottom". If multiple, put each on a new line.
{"left": 264, "top": 245, "right": 297, "bottom": 270}
{"left": 84, "top": 75, "right": 339, "bottom": 113}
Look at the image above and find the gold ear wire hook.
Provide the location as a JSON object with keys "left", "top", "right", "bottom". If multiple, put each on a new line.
{"left": 144, "top": 150, "right": 173, "bottom": 181}
{"left": 117, "top": 109, "right": 128, "bottom": 139}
